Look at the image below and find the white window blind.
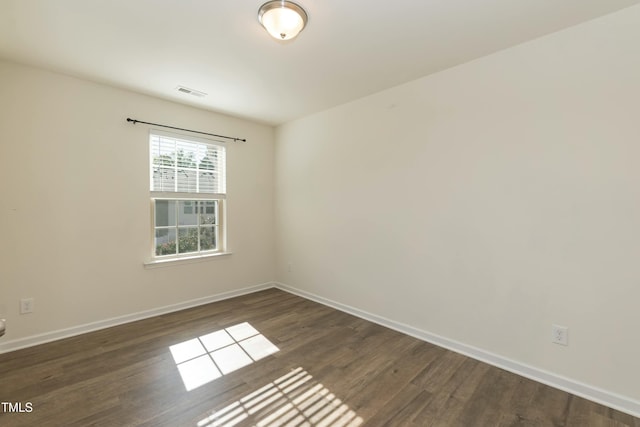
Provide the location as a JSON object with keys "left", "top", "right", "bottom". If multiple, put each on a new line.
{"left": 150, "top": 133, "right": 226, "bottom": 194}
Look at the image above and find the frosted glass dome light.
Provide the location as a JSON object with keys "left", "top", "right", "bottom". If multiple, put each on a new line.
{"left": 258, "top": 1, "right": 308, "bottom": 41}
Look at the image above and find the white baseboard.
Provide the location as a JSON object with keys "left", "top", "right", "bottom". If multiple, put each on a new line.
{"left": 3, "top": 280, "right": 638, "bottom": 418}
{"left": 274, "top": 282, "right": 640, "bottom": 419}
{"left": 0, "top": 282, "right": 274, "bottom": 355}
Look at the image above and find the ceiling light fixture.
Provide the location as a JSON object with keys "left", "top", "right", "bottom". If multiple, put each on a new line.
{"left": 258, "top": 1, "right": 308, "bottom": 41}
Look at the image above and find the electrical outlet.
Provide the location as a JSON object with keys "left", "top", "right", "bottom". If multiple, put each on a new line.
{"left": 287, "top": 262, "right": 292, "bottom": 273}
{"left": 20, "top": 298, "right": 34, "bottom": 314}
{"left": 552, "top": 324, "right": 568, "bottom": 346}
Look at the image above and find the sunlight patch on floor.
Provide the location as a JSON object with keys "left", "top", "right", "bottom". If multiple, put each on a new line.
{"left": 197, "top": 367, "right": 364, "bottom": 427}
{"left": 169, "top": 322, "right": 280, "bottom": 391}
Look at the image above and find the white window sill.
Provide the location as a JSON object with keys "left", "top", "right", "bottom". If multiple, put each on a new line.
{"left": 144, "top": 252, "right": 232, "bottom": 269}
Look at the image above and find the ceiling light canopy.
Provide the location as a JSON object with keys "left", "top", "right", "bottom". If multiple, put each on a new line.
{"left": 258, "top": 1, "right": 308, "bottom": 41}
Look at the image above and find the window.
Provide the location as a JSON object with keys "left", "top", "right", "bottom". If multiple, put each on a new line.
{"left": 150, "top": 131, "right": 226, "bottom": 260}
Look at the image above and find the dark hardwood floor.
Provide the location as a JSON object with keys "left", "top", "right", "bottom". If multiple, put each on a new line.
{"left": 0, "top": 288, "right": 637, "bottom": 426}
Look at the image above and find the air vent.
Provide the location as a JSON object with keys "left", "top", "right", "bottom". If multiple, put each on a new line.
{"left": 176, "top": 86, "right": 207, "bottom": 98}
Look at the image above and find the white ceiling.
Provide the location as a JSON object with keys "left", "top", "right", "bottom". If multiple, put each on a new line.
{"left": 1, "top": 0, "right": 638, "bottom": 125}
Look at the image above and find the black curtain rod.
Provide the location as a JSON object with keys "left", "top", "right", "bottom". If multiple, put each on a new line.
{"left": 126, "top": 118, "right": 246, "bottom": 142}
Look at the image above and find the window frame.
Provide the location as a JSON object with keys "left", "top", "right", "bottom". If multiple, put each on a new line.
{"left": 147, "top": 130, "right": 229, "bottom": 264}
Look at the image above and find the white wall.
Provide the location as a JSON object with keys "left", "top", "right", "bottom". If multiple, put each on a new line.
{"left": 275, "top": 5, "right": 640, "bottom": 404}
{"left": 0, "top": 61, "right": 275, "bottom": 345}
